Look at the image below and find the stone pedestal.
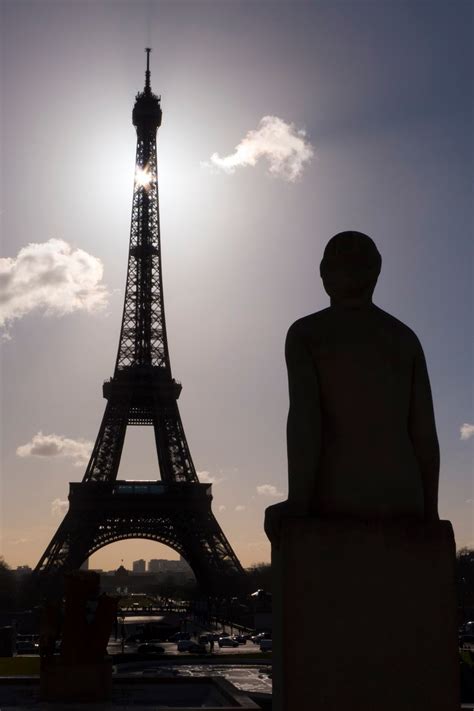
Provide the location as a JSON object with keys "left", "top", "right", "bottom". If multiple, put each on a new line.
{"left": 40, "top": 656, "right": 113, "bottom": 701}
{"left": 272, "top": 518, "right": 459, "bottom": 711}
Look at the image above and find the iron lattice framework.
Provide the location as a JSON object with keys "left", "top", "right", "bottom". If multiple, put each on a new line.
{"left": 35, "top": 50, "right": 245, "bottom": 593}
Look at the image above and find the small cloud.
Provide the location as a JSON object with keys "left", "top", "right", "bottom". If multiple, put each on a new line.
{"left": 257, "top": 484, "right": 284, "bottom": 498}
{"left": 197, "top": 470, "right": 224, "bottom": 485}
{"left": 218, "top": 505, "right": 226, "bottom": 512}
{"left": 203, "top": 115, "right": 314, "bottom": 182}
{"left": 466, "top": 499, "right": 473, "bottom": 504}
{"left": 17, "top": 432, "right": 93, "bottom": 467}
{"left": 460, "top": 423, "right": 474, "bottom": 441}
{"left": 0, "top": 238, "right": 109, "bottom": 330}
{"left": 8, "top": 538, "right": 28, "bottom": 545}
{"left": 235, "top": 505, "right": 246, "bottom": 512}
{"left": 51, "top": 498, "right": 68, "bottom": 517}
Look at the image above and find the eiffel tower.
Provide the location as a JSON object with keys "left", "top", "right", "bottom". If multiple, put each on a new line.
{"left": 35, "top": 50, "right": 245, "bottom": 594}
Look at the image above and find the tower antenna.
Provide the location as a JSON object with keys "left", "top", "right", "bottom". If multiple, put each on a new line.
{"left": 145, "top": 47, "right": 152, "bottom": 92}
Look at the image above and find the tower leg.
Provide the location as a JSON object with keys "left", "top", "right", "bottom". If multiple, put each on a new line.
{"left": 83, "top": 402, "right": 128, "bottom": 483}
{"left": 153, "top": 406, "right": 198, "bottom": 483}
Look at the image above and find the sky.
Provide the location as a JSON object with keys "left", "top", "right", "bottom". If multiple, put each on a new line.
{"left": 0, "top": 0, "right": 472, "bottom": 572}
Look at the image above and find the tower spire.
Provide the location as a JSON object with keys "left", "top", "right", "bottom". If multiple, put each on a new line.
{"left": 145, "top": 47, "right": 152, "bottom": 93}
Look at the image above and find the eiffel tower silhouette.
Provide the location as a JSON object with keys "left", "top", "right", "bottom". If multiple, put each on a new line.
{"left": 35, "top": 50, "right": 245, "bottom": 594}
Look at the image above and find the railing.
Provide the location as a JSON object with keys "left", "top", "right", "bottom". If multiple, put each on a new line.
{"left": 113, "top": 482, "right": 167, "bottom": 495}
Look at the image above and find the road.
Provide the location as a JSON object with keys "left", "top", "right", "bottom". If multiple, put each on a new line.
{"left": 107, "top": 637, "right": 268, "bottom": 657}
{"left": 109, "top": 616, "right": 270, "bottom": 657}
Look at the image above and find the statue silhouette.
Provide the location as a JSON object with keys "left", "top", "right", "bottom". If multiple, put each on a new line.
{"left": 265, "top": 231, "right": 440, "bottom": 544}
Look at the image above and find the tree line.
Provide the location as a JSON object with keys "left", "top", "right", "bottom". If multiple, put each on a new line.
{"left": 0, "top": 553, "right": 473, "bottom": 618}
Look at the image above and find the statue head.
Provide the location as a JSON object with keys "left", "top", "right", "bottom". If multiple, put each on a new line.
{"left": 320, "top": 231, "right": 382, "bottom": 306}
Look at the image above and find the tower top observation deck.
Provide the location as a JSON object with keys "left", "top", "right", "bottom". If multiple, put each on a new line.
{"left": 132, "top": 48, "right": 162, "bottom": 132}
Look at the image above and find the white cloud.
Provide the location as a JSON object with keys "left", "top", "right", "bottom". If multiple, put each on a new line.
{"left": 0, "top": 238, "right": 109, "bottom": 329}
{"left": 17, "top": 432, "right": 93, "bottom": 467}
{"left": 235, "top": 505, "right": 246, "bottom": 512}
{"left": 257, "top": 484, "right": 284, "bottom": 498}
{"left": 8, "top": 538, "right": 28, "bottom": 545}
{"left": 51, "top": 498, "right": 69, "bottom": 517}
{"left": 204, "top": 115, "right": 314, "bottom": 182}
{"left": 197, "top": 470, "right": 224, "bottom": 485}
{"left": 218, "top": 505, "right": 226, "bottom": 512}
{"left": 460, "top": 423, "right": 474, "bottom": 440}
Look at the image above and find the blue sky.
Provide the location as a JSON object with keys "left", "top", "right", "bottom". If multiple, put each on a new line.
{"left": 0, "top": 0, "right": 472, "bottom": 569}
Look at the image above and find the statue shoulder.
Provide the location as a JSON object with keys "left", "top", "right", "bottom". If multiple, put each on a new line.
{"left": 285, "top": 310, "right": 330, "bottom": 366}
{"left": 372, "top": 305, "right": 423, "bottom": 354}
{"left": 286, "top": 308, "right": 331, "bottom": 342}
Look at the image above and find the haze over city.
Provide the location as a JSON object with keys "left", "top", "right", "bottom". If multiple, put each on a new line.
{"left": 0, "top": 1, "right": 472, "bottom": 573}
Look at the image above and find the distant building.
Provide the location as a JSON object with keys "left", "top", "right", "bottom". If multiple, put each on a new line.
{"left": 148, "top": 557, "right": 194, "bottom": 580}
{"left": 148, "top": 557, "right": 192, "bottom": 576}
{"left": 97, "top": 562, "right": 196, "bottom": 594}
{"left": 148, "top": 559, "right": 160, "bottom": 573}
{"left": 148, "top": 558, "right": 165, "bottom": 573}
{"left": 133, "top": 559, "right": 146, "bottom": 573}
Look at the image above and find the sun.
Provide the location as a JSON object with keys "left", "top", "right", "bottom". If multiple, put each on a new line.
{"left": 135, "top": 166, "right": 153, "bottom": 188}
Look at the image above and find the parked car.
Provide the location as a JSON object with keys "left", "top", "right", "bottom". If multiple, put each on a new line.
{"left": 198, "top": 634, "right": 210, "bottom": 645}
{"left": 218, "top": 636, "right": 239, "bottom": 648}
{"left": 137, "top": 643, "right": 165, "bottom": 655}
{"left": 125, "top": 634, "right": 143, "bottom": 644}
{"left": 461, "top": 621, "right": 474, "bottom": 634}
{"left": 17, "top": 634, "right": 39, "bottom": 643}
{"left": 177, "top": 639, "right": 195, "bottom": 652}
{"left": 186, "top": 642, "right": 207, "bottom": 654}
{"left": 169, "top": 632, "right": 191, "bottom": 642}
{"left": 259, "top": 639, "right": 272, "bottom": 652}
{"left": 16, "top": 640, "right": 40, "bottom": 655}
{"left": 459, "top": 634, "right": 474, "bottom": 648}
{"left": 233, "top": 634, "right": 248, "bottom": 644}
{"left": 251, "top": 632, "right": 271, "bottom": 644}
{"left": 177, "top": 639, "right": 206, "bottom": 653}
